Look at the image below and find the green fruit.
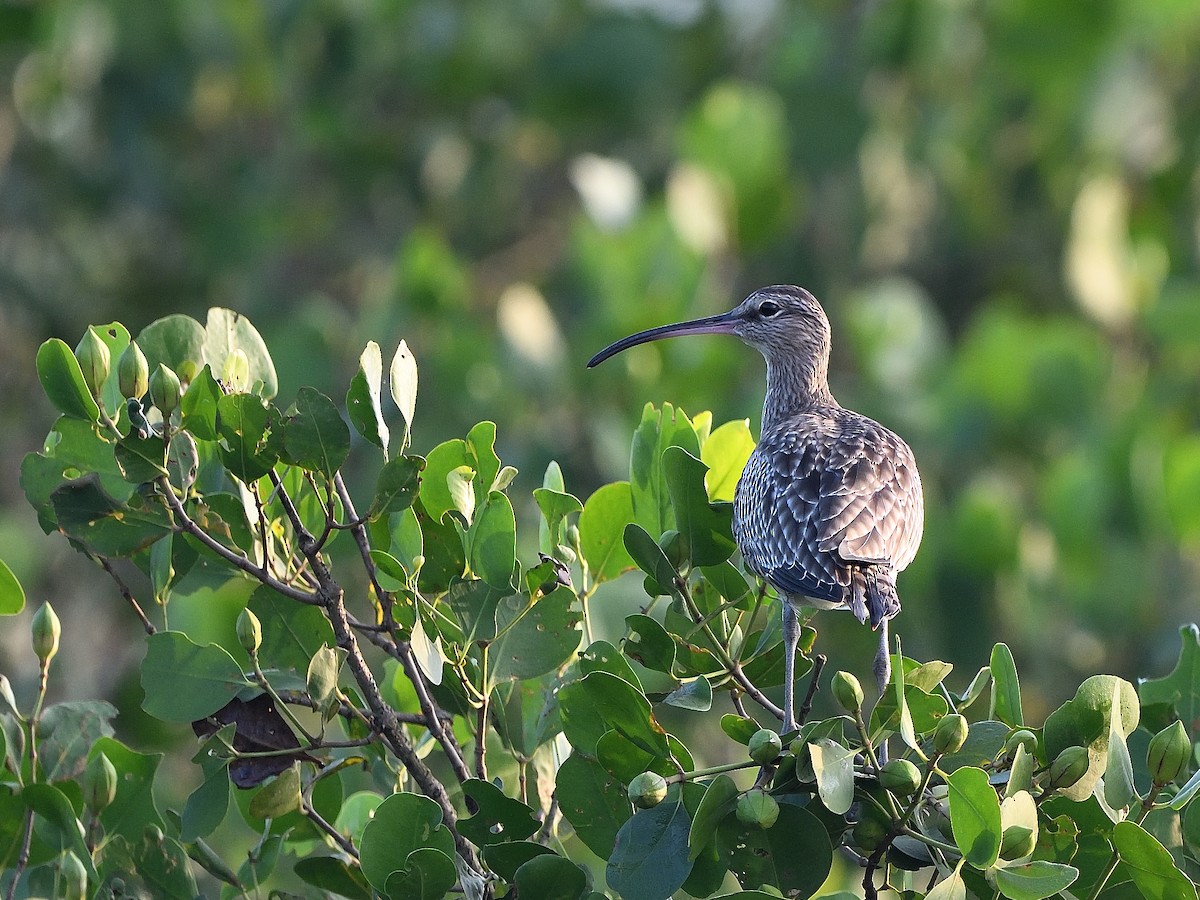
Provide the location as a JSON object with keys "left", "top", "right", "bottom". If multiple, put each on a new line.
{"left": 237, "top": 608, "right": 262, "bottom": 655}
{"left": 934, "top": 714, "right": 968, "bottom": 755}
{"left": 75, "top": 327, "right": 111, "bottom": 398}
{"left": 879, "top": 758, "right": 922, "bottom": 796}
{"left": 1004, "top": 729, "right": 1038, "bottom": 757}
{"left": 1000, "top": 825, "right": 1036, "bottom": 860}
{"left": 852, "top": 816, "right": 888, "bottom": 851}
{"left": 1147, "top": 721, "right": 1190, "bottom": 785}
{"left": 627, "top": 772, "right": 668, "bottom": 809}
{"left": 832, "top": 671, "right": 864, "bottom": 713}
{"left": 1048, "top": 746, "right": 1090, "bottom": 790}
{"left": 31, "top": 602, "right": 61, "bottom": 664}
{"left": 748, "top": 729, "right": 783, "bottom": 764}
{"left": 84, "top": 751, "right": 118, "bottom": 813}
{"left": 118, "top": 340, "right": 149, "bottom": 400}
{"left": 149, "top": 363, "right": 182, "bottom": 417}
{"left": 736, "top": 789, "right": 779, "bottom": 829}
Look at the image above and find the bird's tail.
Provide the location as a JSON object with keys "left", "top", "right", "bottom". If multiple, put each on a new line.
{"left": 849, "top": 566, "right": 901, "bottom": 629}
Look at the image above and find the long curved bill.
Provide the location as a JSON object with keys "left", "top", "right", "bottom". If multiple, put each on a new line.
{"left": 586, "top": 311, "right": 738, "bottom": 368}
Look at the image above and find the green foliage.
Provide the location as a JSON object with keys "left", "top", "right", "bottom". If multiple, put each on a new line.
{"left": 6, "top": 312, "right": 1200, "bottom": 900}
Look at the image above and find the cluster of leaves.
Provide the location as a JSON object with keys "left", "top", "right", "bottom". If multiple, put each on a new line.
{"left": 4, "top": 310, "right": 1200, "bottom": 900}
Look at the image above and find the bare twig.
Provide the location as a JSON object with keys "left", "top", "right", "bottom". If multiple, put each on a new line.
{"left": 796, "top": 654, "right": 827, "bottom": 727}
{"left": 92, "top": 553, "right": 155, "bottom": 634}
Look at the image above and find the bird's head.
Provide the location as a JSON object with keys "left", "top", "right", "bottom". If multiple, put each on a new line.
{"left": 587, "top": 284, "right": 831, "bottom": 369}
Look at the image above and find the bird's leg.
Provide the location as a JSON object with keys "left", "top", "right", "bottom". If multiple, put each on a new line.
{"left": 874, "top": 619, "right": 891, "bottom": 765}
{"left": 781, "top": 601, "right": 800, "bottom": 735}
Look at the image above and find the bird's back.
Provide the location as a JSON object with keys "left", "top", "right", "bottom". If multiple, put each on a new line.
{"left": 733, "top": 405, "right": 923, "bottom": 625}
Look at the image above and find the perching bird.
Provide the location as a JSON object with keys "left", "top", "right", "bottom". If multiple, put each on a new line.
{"left": 588, "top": 285, "right": 924, "bottom": 733}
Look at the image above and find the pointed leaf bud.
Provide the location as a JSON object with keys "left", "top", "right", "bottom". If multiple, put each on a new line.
{"left": 832, "top": 670, "right": 864, "bottom": 714}
{"left": 84, "top": 751, "right": 118, "bottom": 813}
{"left": 118, "top": 341, "right": 149, "bottom": 400}
{"left": 627, "top": 771, "right": 668, "bottom": 809}
{"left": 879, "top": 758, "right": 922, "bottom": 796}
{"left": 75, "top": 327, "right": 111, "bottom": 398}
{"left": 307, "top": 645, "right": 341, "bottom": 721}
{"left": 237, "top": 608, "right": 262, "bottom": 655}
{"left": 31, "top": 601, "right": 60, "bottom": 664}
{"left": 736, "top": 789, "right": 780, "bottom": 828}
{"left": 57, "top": 851, "right": 87, "bottom": 900}
{"left": 149, "top": 364, "right": 181, "bottom": 418}
{"left": 748, "top": 729, "right": 783, "bottom": 764}
{"left": 1000, "top": 825, "right": 1036, "bottom": 861}
{"left": 1147, "top": 721, "right": 1190, "bottom": 786}
{"left": 934, "top": 714, "right": 969, "bottom": 755}
{"left": 1048, "top": 745, "right": 1090, "bottom": 790}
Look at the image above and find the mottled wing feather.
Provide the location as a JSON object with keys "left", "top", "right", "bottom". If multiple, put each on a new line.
{"left": 734, "top": 409, "right": 923, "bottom": 611}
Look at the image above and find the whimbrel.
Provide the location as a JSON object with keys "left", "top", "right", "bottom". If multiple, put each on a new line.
{"left": 588, "top": 285, "right": 924, "bottom": 733}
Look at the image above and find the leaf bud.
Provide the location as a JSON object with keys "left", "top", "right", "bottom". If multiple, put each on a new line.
{"left": 1048, "top": 745, "right": 1090, "bottom": 790}
{"left": 736, "top": 789, "right": 779, "bottom": 829}
{"left": 627, "top": 771, "right": 668, "bottom": 809}
{"left": 75, "top": 327, "right": 111, "bottom": 398}
{"left": 1000, "top": 825, "right": 1036, "bottom": 861}
{"left": 1147, "top": 721, "right": 1191, "bottom": 786}
{"left": 307, "top": 645, "right": 341, "bottom": 719}
{"left": 831, "top": 670, "right": 864, "bottom": 714}
{"left": 1004, "top": 729, "right": 1038, "bottom": 758}
{"left": 118, "top": 341, "right": 149, "bottom": 400}
{"left": 658, "top": 530, "right": 686, "bottom": 568}
{"left": 879, "top": 758, "right": 922, "bottom": 796}
{"left": 84, "top": 751, "right": 118, "bottom": 813}
{"left": 31, "top": 601, "right": 61, "bottom": 664}
{"left": 748, "top": 729, "right": 783, "bottom": 764}
{"left": 237, "top": 608, "right": 262, "bottom": 655}
{"left": 56, "top": 850, "right": 87, "bottom": 900}
{"left": 149, "top": 363, "right": 182, "bottom": 418}
{"left": 934, "top": 714, "right": 969, "bottom": 755}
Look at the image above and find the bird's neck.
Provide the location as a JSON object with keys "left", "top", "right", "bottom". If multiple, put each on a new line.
{"left": 762, "top": 356, "right": 837, "bottom": 431}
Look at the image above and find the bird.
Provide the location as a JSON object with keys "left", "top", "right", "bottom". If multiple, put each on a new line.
{"left": 588, "top": 285, "right": 924, "bottom": 734}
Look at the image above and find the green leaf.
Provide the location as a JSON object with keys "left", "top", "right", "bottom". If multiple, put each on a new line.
{"left": 993, "top": 861, "right": 1079, "bottom": 900}
{"left": 138, "top": 313, "right": 207, "bottom": 384}
{"left": 203, "top": 308, "right": 277, "bottom": 398}
{"left": 607, "top": 798, "right": 694, "bottom": 900}
{"left": 347, "top": 341, "right": 390, "bottom": 454}
{"left": 1112, "top": 820, "right": 1198, "bottom": 900}
{"left": 390, "top": 340, "right": 418, "bottom": 439}
{"left": 662, "top": 446, "right": 737, "bottom": 566}
{"left": 1007, "top": 743, "right": 1035, "bottom": 798}
{"left": 283, "top": 386, "right": 350, "bottom": 477}
{"left": 51, "top": 475, "right": 172, "bottom": 556}
{"left": 469, "top": 491, "right": 517, "bottom": 588}
{"left": 420, "top": 439, "right": 472, "bottom": 521}
{"left": 22, "top": 783, "right": 97, "bottom": 881}
{"left": 359, "top": 793, "right": 455, "bottom": 891}
{"left": 0, "top": 558, "right": 25, "bottom": 615}
{"left": 941, "top": 720, "right": 1010, "bottom": 773}
{"left": 1043, "top": 674, "right": 1139, "bottom": 801}
{"left": 721, "top": 714, "right": 761, "bottom": 744}
{"left": 458, "top": 779, "right": 540, "bottom": 847}
{"left": 717, "top": 801, "right": 832, "bottom": 898}
{"left": 1140, "top": 624, "right": 1200, "bottom": 732}
{"left": 1104, "top": 679, "right": 1137, "bottom": 810}
{"left": 36, "top": 338, "right": 101, "bottom": 421}
{"left": 623, "top": 523, "right": 677, "bottom": 587}
{"left": 559, "top": 671, "right": 670, "bottom": 759}
{"left": 482, "top": 842, "right": 555, "bottom": 882}
{"left": 37, "top": 700, "right": 116, "bottom": 782}
{"left": 990, "top": 643, "right": 1024, "bottom": 727}
{"left": 216, "top": 392, "right": 279, "bottom": 482}
{"left": 384, "top": 848, "right": 457, "bottom": 900}
{"left": 701, "top": 418, "right": 755, "bottom": 502}
{"left": 810, "top": 739, "right": 856, "bottom": 815}
{"left": 490, "top": 587, "right": 582, "bottom": 684}
{"left": 95, "top": 832, "right": 198, "bottom": 899}
{"left": 370, "top": 455, "right": 425, "bottom": 520}
{"left": 925, "top": 863, "right": 966, "bottom": 900}
{"left": 947, "top": 765, "right": 1002, "bottom": 868}
{"left": 89, "top": 321, "right": 132, "bottom": 416}
{"left": 579, "top": 639, "right": 643, "bottom": 690}
{"left": 182, "top": 735, "right": 230, "bottom": 842}
{"left": 140, "top": 631, "right": 252, "bottom": 723}
{"left": 535, "top": 485, "right": 582, "bottom": 555}
{"left": 624, "top": 614, "right": 676, "bottom": 673}
{"left": 630, "top": 402, "right": 700, "bottom": 537}
{"left": 466, "top": 421, "right": 502, "bottom": 497}
{"left": 180, "top": 364, "right": 222, "bottom": 440}
{"left": 248, "top": 764, "right": 301, "bottom": 818}
{"left": 556, "top": 753, "right": 631, "bottom": 858}
{"left": 664, "top": 676, "right": 712, "bottom": 711}
{"left": 688, "top": 774, "right": 739, "bottom": 861}
{"left": 114, "top": 432, "right": 168, "bottom": 483}
{"left": 579, "top": 481, "right": 637, "bottom": 583}
{"left": 870, "top": 683, "right": 949, "bottom": 737}
{"left": 294, "top": 856, "right": 373, "bottom": 900}
{"left": 247, "top": 585, "right": 337, "bottom": 675}
{"left": 515, "top": 854, "right": 588, "bottom": 900}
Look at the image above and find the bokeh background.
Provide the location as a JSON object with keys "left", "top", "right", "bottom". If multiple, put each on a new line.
{"left": 2, "top": 0, "right": 1200, "bottom": 774}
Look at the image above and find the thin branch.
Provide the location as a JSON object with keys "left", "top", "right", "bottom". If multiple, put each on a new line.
{"left": 92, "top": 553, "right": 155, "bottom": 634}
{"left": 796, "top": 654, "right": 827, "bottom": 727}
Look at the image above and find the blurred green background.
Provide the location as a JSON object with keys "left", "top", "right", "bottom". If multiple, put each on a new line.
{"left": 2, "top": 0, "right": 1200, "bottom": 743}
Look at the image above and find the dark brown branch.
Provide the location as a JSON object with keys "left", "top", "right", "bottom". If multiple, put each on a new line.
{"left": 92, "top": 553, "right": 156, "bottom": 634}
{"left": 797, "top": 654, "right": 827, "bottom": 728}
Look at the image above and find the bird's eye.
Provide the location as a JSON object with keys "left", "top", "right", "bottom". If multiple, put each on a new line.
{"left": 758, "top": 300, "right": 781, "bottom": 317}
